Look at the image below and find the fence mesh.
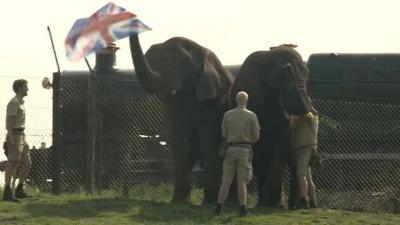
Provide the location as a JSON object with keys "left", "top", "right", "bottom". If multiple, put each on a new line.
{"left": 310, "top": 96, "right": 400, "bottom": 213}
{"left": 1, "top": 74, "right": 400, "bottom": 213}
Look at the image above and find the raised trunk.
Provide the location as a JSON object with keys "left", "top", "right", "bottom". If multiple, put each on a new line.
{"left": 129, "top": 35, "right": 161, "bottom": 93}
{"left": 280, "top": 63, "right": 311, "bottom": 115}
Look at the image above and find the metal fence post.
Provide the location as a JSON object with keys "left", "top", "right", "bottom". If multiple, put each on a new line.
{"left": 52, "top": 72, "right": 61, "bottom": 194}
{"left": 86, "top": 61, "right": 96, "bottom": 194}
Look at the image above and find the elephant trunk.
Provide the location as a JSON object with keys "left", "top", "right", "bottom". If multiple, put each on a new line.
{"left": 281, "top": 85, "right": 311, "bottom": 115}
{"left": 129, "top": 35, "right": 161, "bottom": 93}
{"left": 279, "top": 63, "right": 311, "bottom": 115}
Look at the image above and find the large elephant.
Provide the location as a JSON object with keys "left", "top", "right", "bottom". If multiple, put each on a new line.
{"left": 231, "top": 45, "right": 311, "bottom": 207}
{"left": 129, "top": 35, "right": 235, "bottom": 204}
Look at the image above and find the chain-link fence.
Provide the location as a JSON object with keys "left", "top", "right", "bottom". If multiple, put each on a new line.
{"left": 1, "top": 72, "right": 400, "bottom": 213}
{"left": 52, "top": 71, "right": 210, "bottom": 199}
{"left": 308, "top": 96, "right": 400, "bottom": 213}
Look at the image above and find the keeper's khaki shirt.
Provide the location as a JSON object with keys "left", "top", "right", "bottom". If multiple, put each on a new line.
{"left": 222, "top": 107, "right": 260, "bottom": 143}
{"left": 6, "top": 95, "right": 26, "bottom": 130}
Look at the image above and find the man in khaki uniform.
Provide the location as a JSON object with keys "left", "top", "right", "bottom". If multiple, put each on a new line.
{"left": 214, "top": 91, "right": 260, "bottom": 216}
{"left": 3, "top": 79, "right": 31, "bottom": 202}
{"left": 289, "top": 106, "right": 319, "bottom": 209}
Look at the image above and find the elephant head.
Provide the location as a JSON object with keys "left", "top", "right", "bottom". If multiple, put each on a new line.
{"left": 129, "top": 35, "right": 234, "bottom": 101}
{"left": 232, "top": 45, "right": 311, "bottom": 115}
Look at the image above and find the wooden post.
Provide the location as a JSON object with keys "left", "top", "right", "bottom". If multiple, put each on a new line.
{"left": 85, "top": 58, "right": 96, "bottom": 194}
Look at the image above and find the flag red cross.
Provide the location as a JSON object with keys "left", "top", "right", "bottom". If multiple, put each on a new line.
{"left": 80, "top": 11, "right": 137, "bottom": 44}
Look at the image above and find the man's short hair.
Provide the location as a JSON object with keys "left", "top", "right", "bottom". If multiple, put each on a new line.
{"left": 13, "top": 79, "right": 28, "bottom": 93}
{"left": 236, "top": 91, "right": 248, "bottom": 105}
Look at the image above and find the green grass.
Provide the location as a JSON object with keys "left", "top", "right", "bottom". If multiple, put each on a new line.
{"left": 0, "top": 188, "right": 400, "bottom": 225}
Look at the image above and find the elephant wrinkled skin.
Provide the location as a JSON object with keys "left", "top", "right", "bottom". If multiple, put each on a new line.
{"left": 129, "top": 35, "right": 235, "bottom": 205}
{"left": 231, "top": 45, "right": 311, "bottom": 207}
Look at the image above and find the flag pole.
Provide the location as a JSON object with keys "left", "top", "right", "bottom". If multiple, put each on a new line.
{"left": 84, "top": 57, "right": 96, "bottom": 194}
{"left": 84, "top": 57, "right": 94, "bottom": 73}
{"left": 47, "top": 25, "right": 62, "bottom": 195}
{"left": 47, "top": 26, "right": 61, "bottom": 74}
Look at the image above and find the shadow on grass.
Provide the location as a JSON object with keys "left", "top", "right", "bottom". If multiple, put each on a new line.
{"left": 24, "top": 196, "right": 216, "bottom": 223}
{"left": 131, "top": 201, "right": 214, "bottom": 224}
{"left": 23, "top": 193, "right": 293, "bottom": 224}
{"left": 130, "top": 201, "right": 290, "bottom": 224}
{"left": 25, "top": 197, "right": 140, "bottom": 219}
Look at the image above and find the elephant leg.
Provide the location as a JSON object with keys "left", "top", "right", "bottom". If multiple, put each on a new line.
{"left": 200, "top": 150, "right": 221, "bottom": 205}
{"left": 288, "top": 164, "right": 299, "bottom": 209}
{"left": 172, "top": 143, "right": 192, "bottom": 203}
{"left": 254, "top": 146, "right": 269, "bottom": 207}
{"left": 166, "top": 105, "right": 195, "bottom": 203}
{"left": 265, "top": 144, "right": 286, "bottom": 207}
{"left": 286, "top": 133, "right": 299, "bottom": 209}
{"left": 196, "top": 109, "right": 223, "bottom": 205}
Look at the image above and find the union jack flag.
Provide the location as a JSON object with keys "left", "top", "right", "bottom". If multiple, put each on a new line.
{"left": 65, "top": 2, "right": 151, "bottom": 61}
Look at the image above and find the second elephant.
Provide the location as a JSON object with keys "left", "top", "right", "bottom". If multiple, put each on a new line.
{"left": 231, "top": 45, "right": 311, "bottom": 207}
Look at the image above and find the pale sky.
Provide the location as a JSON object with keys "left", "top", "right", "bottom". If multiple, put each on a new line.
{"left": 2, "top": 0, "right": 400, "bottom": 77}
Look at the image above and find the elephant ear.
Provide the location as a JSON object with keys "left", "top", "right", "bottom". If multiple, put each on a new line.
{"left": 195, "top": 50, "right": 233, "bottom": 101}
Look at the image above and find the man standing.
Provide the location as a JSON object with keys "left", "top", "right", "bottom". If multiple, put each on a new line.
{"left": 3, "top": 79, "right": 31, "bottom": 202}
{"left": 289, "top": 106, "right": 319, "bottom": 209}
{"left": 214, "top": 91, "right": 260, "bottom": 216}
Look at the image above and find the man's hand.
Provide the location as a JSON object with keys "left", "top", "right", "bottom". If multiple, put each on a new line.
{"left": 306, "top": 112, "right": 314, "bottom": 119}
{"left": 3, "top": 141, "right": 8, "bottom": 157}
{"left": 0, "top": 160, "right": 7, "bottom": 172}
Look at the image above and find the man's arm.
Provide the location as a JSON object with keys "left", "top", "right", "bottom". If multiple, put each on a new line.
{"left": 6, "top": 101, "right": 18, "bottom": 144}
{"left": 6, "top": 116, "right": 16, "bottom": 144}
{"left": 221, "top": 114, "right": 228, "bottom": 141}
{"left": 251, "top": 113, "right": 261, "bottom": 144}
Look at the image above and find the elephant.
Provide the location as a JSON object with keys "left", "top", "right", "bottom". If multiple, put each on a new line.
{"left": 129, "top": 35, "right": 235, "bottom": 205}
{"left": 231, "top": 45, "right": 311, "bottom": 207}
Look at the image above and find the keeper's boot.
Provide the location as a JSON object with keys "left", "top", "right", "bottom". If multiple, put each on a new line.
{"left": 213, "top": 204, "right": 222, "bottom": 216}
{"left": 296, "top": 198, "right": 310, "bottom": 209}
{"left": 3, "top": 186, "right": 19, "bottom": 202}
{"left": 309, "top": 199, "right": 318, "bottom": 208}
{"left": 15, "top": 184, "right": 30, "bottom": 198}
{"left": 239, "top": 205, "right": 249, "bottom": 216}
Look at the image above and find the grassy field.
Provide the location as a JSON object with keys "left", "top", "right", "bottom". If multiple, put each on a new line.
{"left": 0, "top": 189, "right": 400, "bottom": 225}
